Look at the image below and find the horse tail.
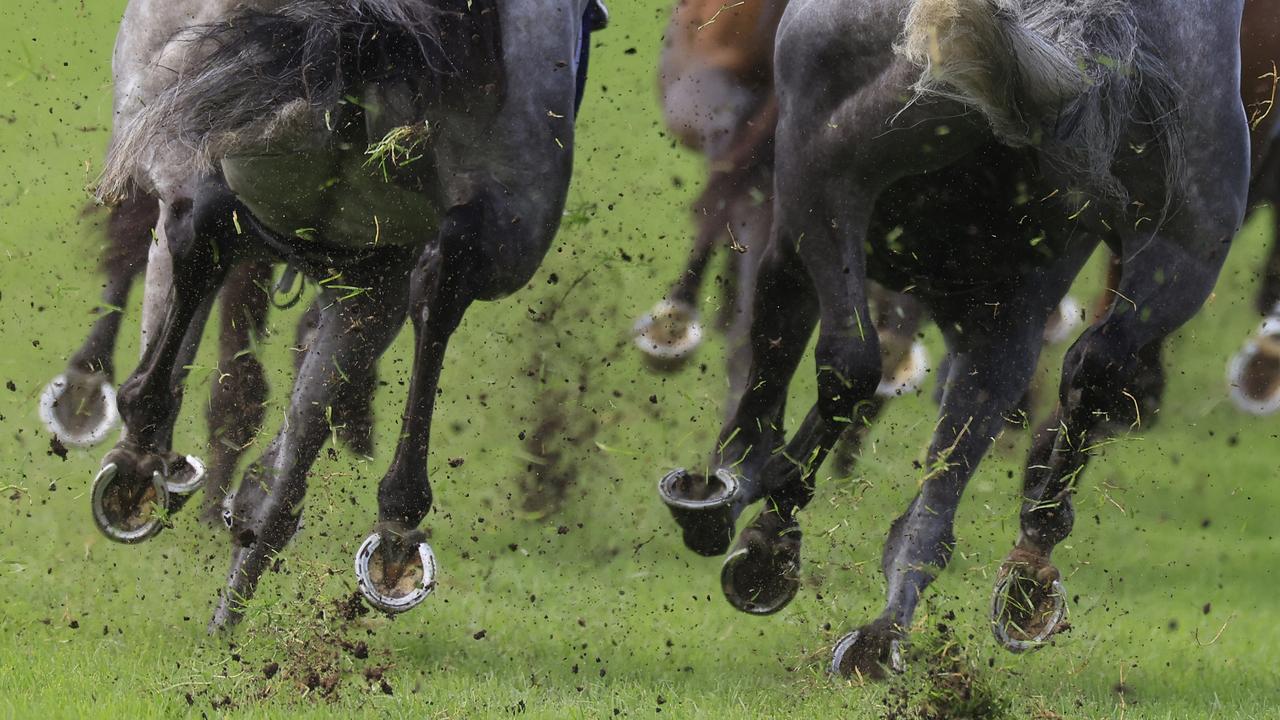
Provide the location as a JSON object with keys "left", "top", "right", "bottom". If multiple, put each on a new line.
{"left": 898, "top": 0, "right": 1184, "bottom": 201}
{"left": 98, "top": 0, "right": 502, "bottom": 203}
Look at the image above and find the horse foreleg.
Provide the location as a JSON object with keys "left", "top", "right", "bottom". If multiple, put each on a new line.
{"left": 42, "top": 195, "right": 156, "bottom": 446}
{"left": 658, "top": 233, "right": 818, "bottom": 558}
{"left": 211, "top": 258, "right": 409, "bottom": 629}
{"left": 90, "top": 183, "right": 237, "bottom": 543}
{"left": 358, "top": 208, "right": 479, "bottom": 614}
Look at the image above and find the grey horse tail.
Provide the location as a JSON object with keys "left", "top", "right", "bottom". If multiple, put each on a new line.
{"left": 898, "top": 0, "right": 1184, "bottom": 203}
{"left": 97, "top": 0, "right": 502, "bottom": 203}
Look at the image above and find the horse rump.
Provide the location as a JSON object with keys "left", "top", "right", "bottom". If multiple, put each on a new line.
{"left": 98, "top": 0, "right": 503, "bottom": 202}
{"left": 897, "top": 0, "right": 1184, "bottom": 200}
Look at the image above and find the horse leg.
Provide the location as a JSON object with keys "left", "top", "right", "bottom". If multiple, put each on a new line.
{"left": 831, "top": 303, "right": 1048, "bottom": 676}
{"left": 356, "top": 209, "right": 482, "bottom": 613}
{"left": 830, "top": 287, "right": 929, "bottom": 476}
{"left": 90, "top": 181, "right": 239, "bottom": 543}
{"left": 201, "top": 260, "right": 272, "bottom": 525}
{"left": 722, "top": 175, "right": 773, "bottom": 415}
{"left": 658, "top": 233, "right": 818, "bottom": 557}
{"left": 999, "top": 99, "right": 1249, "bottom": 651}
{"left": 1226, "top": 146, "right": 1280, "bottom": 413}
{"left": 294, "top": 296, "right": 379, "bottom": 455}
{"left": 211, "top": 258, "right": 410, "bottom": 629}
{"left": 637, "top": 59, "right": 765, "bottom": 367}
{"left": 42, "top": 195, "right": 157, "bottom": 446}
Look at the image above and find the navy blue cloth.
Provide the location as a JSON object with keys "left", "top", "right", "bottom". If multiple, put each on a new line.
{"left": 574, "top": 1, "right": 608, "bottom": 114}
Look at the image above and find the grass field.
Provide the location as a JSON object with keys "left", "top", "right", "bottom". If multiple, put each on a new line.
{"left": 1, "top": 1, "right": 1278, "bottom": 717}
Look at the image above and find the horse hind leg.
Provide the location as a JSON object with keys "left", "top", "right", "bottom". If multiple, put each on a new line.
{"left": 42, "top": 194, "right": 157, "bottom": 447}
{"left": 293, "top": 296, "right": 379, "bottom": 455}
{"left": 201, "top": 260, "right": 272, "bottom": 525}
{"left": 211, "top": 258, "right": 410, "bottom": 629}
{"left": 1003, "top": 87, "right": 1249, "bottom": 650}
{"left": 832, "top": 305, "right": 1047, "bottom": 677}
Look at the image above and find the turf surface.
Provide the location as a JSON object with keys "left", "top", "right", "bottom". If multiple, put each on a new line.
{"left": 0, "top": 1, "right": 1277, "bottom": 717}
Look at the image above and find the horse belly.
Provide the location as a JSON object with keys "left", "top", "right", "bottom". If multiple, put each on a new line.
{"left": 222, "top": 152, "right": 439, "bottom": 249}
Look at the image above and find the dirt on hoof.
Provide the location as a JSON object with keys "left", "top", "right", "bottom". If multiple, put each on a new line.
{"left": 833, "top": 621, "right": 901, "bottom": 680}
{"left": 996, "top": 548, "right": 1066, "bottom": 642}
{"left": 723, "top": 510, "right": 801, "bottom": 614}
{"left": 1240, "top": 342, "right": 1280, "bottom": 401}
{"left": 99, "top": 472, "right": 159, "bottom": 532}
{"left": 369, "top": 541, "right": 426, "bottom": 599}
{"left": 882, "top": 624, "right": 1012, "bottom": 720}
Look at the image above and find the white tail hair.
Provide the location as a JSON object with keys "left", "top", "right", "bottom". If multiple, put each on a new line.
{"left": 97, "top": 0, "right": 484, "bottom": 203}
{"left": 898, "top": 0, "right": 1184, "bottom": 201}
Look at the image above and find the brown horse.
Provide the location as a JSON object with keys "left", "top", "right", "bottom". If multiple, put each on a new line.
{"left": 635, "top": 0, "right": 931, "bottom": 420}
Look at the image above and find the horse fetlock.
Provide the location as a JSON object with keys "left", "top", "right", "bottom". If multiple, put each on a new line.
{"left": 815, "top": 346, "right": 881, "bottom": 424}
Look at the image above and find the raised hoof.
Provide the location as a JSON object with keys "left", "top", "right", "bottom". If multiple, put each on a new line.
{"left": 1043, "top": 295, "right": 1084, "bottom": 345}
{"left": 355, "top": 531, "right": 438, "bottom": 614}
{"left": 39, "top": 371, "right": 120, "bottom": 447}
{"left": 1227, "top": 316, "right": 1280, "bottom": 415}
{"left": 991, "top": 565, "right": 1068, "bottom": 653}
{"left": 830, "top": 622, "right": 905, "bottom": 679}
{"left": 876, "top": 340, "right": 930, "bottom": 398}
{"left": 720, "top": 511, "right": 801, "bottom": 615}
{"left": 633, "top": 299, "right": 703, "bottom": 371}
{"left": 658, "top": 468, "right": 739, "bottom": 557}
{"left": 91, "top": 461, "right": 168, "bottom": 543}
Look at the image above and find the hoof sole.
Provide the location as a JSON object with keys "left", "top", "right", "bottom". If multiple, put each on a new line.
{"left": 355, "top": 533, "right": 438, "bottom": 614}
{"left": 91, "top": 462, "right": 168, "bottom": 543}
{"left": 658, "top": 468, "right": 739, "bottom": 557}
{"left": 720, "top": 545, "right": 800, "bottom": 615}
{"left": 876, "top": 341, "right": 930, "bottom": 398}
{"left": 830, "top": 628, "right": 904, "bottom": 678}
{"left": 39, "top": 373, "right": 119, "bottom": 448}
{"left": 991, "top": 574, "right": 1068, "bottom": 653}
{"left": 1226, "top": 318, "right": 1280, "bottom": 416}
{"left": 634, "top": 300, "right": 703, "bottom": 370}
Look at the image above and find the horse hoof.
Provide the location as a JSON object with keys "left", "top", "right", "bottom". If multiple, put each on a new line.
{"left": 830, "top": 624, "right": 905, "bottom": 679}
{"left": 1043, "top": 295, "right": 1084, "bottom": 345}
{"left": 38, "top": 372, "right": 120, "bottom": 447}
{"left": 876, "top": 341, "right": 930, "bottom": 398}
{"left": 633, "top": 300, "right": 703, "bottom": 371}
{"left": 720, "top": 512, "right": 801, "bottom": 615}
{"left": 91, "top": 461, "right": 168, "bottom": 543}
{"left": 162, "top": 454, "right": 206, "bottom": 495}
{"left": 991, "top": 572, "right": 1068, "bottom": 653}
{"left": 354, "top": 532, "right": 438, "bottom": 614}
{"left": 1226, "top": 316, "right": 1280, "bottom": 415}
{"left": 658, "top": 468, "right": 739, "bottom": 557}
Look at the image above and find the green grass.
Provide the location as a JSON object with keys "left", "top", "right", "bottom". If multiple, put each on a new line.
{"left": 1, "top": 1, "right": 1278, "bottom": 718}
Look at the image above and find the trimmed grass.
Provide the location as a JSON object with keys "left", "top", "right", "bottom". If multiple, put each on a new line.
{"left": 0, "top": 1, "right": 1277, "bottom": 717}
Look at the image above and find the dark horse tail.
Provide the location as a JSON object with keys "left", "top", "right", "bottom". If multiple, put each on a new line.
{"left": 99, "top": 0, "right": 502, "bottom": 203}
{"left": 898, "top": 0, "right": 1184, "bottom": 202}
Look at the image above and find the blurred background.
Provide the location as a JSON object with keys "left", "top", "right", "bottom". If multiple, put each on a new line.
{"left": 0, "top": 1, "right": 1276, "bottom": 717}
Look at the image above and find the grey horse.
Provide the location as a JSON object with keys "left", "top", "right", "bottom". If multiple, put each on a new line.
{"left": 89, "top": 0, "right": 607, "bottom": 629}
{"left": 659, "top": 0, "right": 1249, "bottom": 676}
